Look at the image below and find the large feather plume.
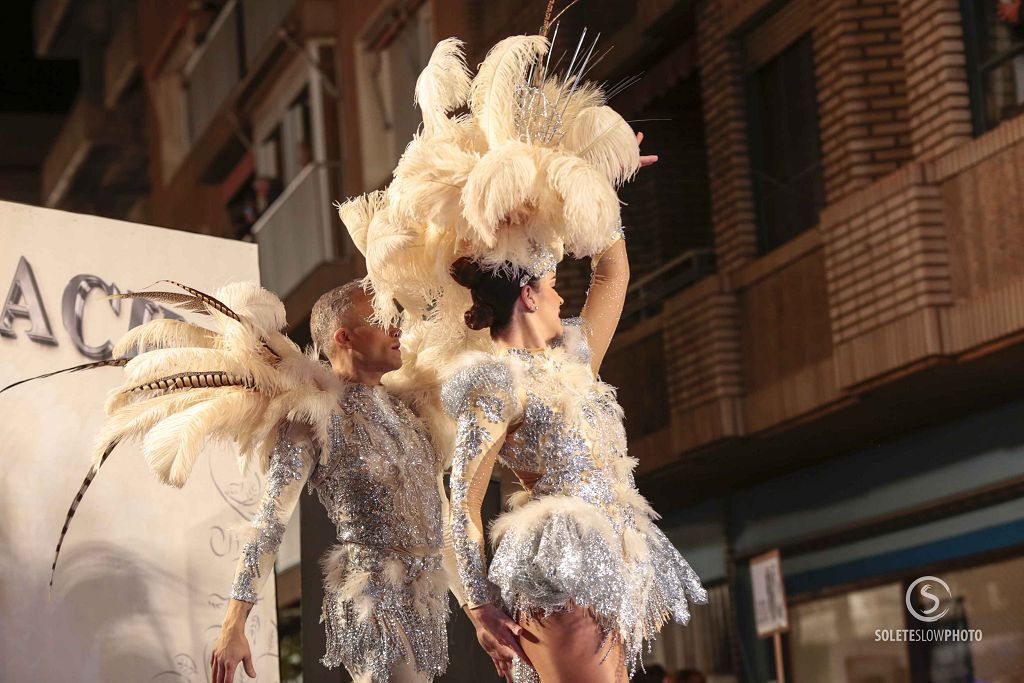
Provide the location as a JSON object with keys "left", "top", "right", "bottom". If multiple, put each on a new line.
{"left": 415, "top": 38, "right": 471, "bottom": 135}
{"left": 461, "top": 141, "right": 540, "bottom": 248}
{"left": 337, "top": 191, "right": 387, "bottom": 257}
{"left": 562, "top": 105, "right": 641, "bottom": 187}
{"left": 546, "top": 152, "right": 622, "bottom": 255}
{"left": 469, "top": 35, "right": 548, "bottom": 147}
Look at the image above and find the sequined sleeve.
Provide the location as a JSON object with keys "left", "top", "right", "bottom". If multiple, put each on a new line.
{"left": 441, "top": 360, "right": 520, "bottom": 608}
{"left": 581, "top": 234, "right": 628, "bottom": 372}
{"left": 229, "top": 423, "right": 316, "bottom": 604}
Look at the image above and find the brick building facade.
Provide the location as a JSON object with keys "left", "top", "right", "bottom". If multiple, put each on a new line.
{"left": 27, "top": 0, "right": 1024, "bottom": 680}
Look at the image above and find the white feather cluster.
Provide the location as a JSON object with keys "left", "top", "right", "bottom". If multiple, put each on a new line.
{"left": 339, "top": 33, "right": 640, "bottom": 390}
{"left": 96, "top": 282, "right": 349, "bottom": 488}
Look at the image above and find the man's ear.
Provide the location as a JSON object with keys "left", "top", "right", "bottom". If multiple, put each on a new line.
{"left": 333, "top": 326, "right": 351, "bottom": 350}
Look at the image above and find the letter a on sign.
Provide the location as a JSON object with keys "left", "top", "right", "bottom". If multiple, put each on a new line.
{"left": 0, "top": 256, "right": 57, "bottom": 344}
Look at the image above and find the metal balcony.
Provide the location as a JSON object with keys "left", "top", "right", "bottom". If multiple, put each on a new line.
{"left": 183, "top": 1, "right": 243, "bottom": 143}
{"left": 242, "top": 0, "right": 295, "bottom": 69}
{"left": 181, "top": 0, "right": 334, "bottom": 145}
{"left": 620, "top": 248, "right": 716, "bottom": 328}
{"left": 251, "top": 162, "right": 341, "bottom": 298}
{"left": 41, "top": 96, "right": 108, "bottom": 207}
{"left": 104, "top": 7, "right": 138, "bottom": 109}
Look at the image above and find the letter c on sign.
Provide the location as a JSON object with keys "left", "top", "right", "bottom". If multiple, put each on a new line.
{"left": 62, "top": 275, "right": 122, "bottom": 360}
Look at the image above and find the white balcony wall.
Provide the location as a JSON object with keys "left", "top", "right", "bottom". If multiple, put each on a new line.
{"left": 252, "top": 163, "right": 336, "bottom": 298}
{"left": 184, "top": 1, "right": 241, "bottom": 142}
{"left": 243, "top": 0, "right": 295, "bottom": 68}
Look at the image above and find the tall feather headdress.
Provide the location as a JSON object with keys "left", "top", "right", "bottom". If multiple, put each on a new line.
{"left": 337, "top": 28, "right": 640, "bottom": 391}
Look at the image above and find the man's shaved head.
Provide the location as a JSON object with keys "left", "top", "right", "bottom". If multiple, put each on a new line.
{"left": 310, "top": 280, "right": 367, "bottom": 356}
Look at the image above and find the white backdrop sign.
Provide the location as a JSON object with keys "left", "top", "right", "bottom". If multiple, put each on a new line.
{"left": 0, "top": 202, "right": 280, "bottom": 682}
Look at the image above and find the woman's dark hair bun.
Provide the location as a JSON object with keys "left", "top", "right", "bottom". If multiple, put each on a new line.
{"left": 464, "top": 302, "right": 495, "bottom": 330}
{"left": 449, "top": 256, "right": 522, "bottom": 334}
{"left": 450, "top": 257, "right": 485, "bottom": 289}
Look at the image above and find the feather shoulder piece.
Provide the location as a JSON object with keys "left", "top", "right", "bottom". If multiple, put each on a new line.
{"left": 2, "top": 280, "right": 349, "bottom": 587}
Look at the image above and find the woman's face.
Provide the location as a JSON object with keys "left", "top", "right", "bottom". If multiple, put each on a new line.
{"left": 528, "top": 271, "right": 564, "bottom": 340}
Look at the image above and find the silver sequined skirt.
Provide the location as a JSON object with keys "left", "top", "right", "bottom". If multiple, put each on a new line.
{"left": 320, "top": 543, "right": 449, "bottom": 682}
{"left": 488, "top": 495, "right": 708, "bottom": 678}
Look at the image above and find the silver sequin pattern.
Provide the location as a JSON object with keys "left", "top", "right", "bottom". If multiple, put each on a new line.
{"left": 230, "top": 428, "right": 308, "bottom": 603}
{"left": 445, "top": 318, "right": 709, "bottom": 679}
{"left": 231, "top": 384, "right": 449, "bottom": 682}
{"left": 311, "top": 384, "right": 448, "bottom": 681}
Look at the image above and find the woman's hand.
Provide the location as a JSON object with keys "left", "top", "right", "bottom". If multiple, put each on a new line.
{"left": 211, "top": 624, "right": 256, "bottom": 682}
{"left": 465, "top": 603, "right": 533, "bottom": 681}
{"left": 637, "top": 131, "right": 659, "bottom": 167}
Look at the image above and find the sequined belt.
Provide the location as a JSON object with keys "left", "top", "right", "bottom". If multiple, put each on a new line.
{"left": 337, "top": 538, "right": 443, "bottom": 559}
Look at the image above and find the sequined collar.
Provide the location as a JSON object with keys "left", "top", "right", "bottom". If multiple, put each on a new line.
{"left": 503, "top": 346, "right": 546, "bottom": 360}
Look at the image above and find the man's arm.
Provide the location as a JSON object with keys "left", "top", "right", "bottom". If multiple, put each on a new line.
{"left": 212, "top": 423, "right": 317, "bottom": 683}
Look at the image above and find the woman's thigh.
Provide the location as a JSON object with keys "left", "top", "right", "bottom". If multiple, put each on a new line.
{"left": 517, "top": 607, "right": 628, "bottom": 683}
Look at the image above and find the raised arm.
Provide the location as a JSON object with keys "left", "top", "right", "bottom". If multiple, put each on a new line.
{"left": 579, "top": 131, "right": 656, "bottom": 373}
{"left": 212, "top": 422, "right": 317, "bottom": 683}
{"left": 580, "top": 236, "right": 629, "bottom": 374}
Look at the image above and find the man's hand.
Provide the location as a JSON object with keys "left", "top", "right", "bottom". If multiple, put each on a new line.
{"left": 637, "top": 131, "right": 659, "bottom": 167}
{"left": 211, "top": 625, "right": 255, "bottom": 682}
{"left": 465, "top": 603, "right": 533, "bottom": 681}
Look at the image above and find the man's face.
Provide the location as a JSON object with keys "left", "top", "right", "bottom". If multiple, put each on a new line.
{"left": 335, "top": 295, "right": 402, "bottom": 372}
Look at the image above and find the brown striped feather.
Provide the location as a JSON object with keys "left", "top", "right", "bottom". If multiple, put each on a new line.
{"left": 125, "top": 371, "right": 254, "bottom": 394}
{"left": 109, "top": 291, "right": 211, "bottom": 314}
{"left": 156, "top": 280, "right": 241, "bottom": 321}
{"left": 49, "top": 439, "right": 120, "bottom": 590}
{"left": 0, "top": 358, "right": 129, "bottom": 396}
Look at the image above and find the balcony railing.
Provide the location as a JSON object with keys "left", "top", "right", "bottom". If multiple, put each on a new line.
{"left": 183, "top": 1, "right": 242, "bottom": 143}
{"left": 251, "top": 162, "right": 340, "bottom": 298}
{"left": 243, "top": 0, "right": 295, "bottom": 69}
{"left": 182, "top": 0, "right": 307, "bottom": 144}
{"left": 620, "top": 248, "right": 716, "bottom": 328}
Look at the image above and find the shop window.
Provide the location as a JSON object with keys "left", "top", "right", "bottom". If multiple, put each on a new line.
{"left": 789, "top": 553, "right": 1024, "bottom": 682}
{"left": 791, "top": 582, "right": 911, "bottom": 682}
{"left": 961, "top": 0, "right": 1024, "bottom": 134}
{"left": 745, "top": 32, "right": 825, "bottom": 255}
{"left": 355, "top": 0, "right": 434, "bottom": 190}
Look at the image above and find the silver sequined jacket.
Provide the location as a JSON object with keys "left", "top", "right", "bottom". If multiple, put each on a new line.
{"left": 229, "top": 383, "right": 449, "bottom": 681}
{"left": 442, "top": 320, "right": 708, "bottom": 679}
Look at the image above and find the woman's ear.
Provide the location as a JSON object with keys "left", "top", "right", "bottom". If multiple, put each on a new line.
{"left": 519, "top": 285, "right": 538, "bottom": 313}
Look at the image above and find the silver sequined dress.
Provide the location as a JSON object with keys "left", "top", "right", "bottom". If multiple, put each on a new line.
{"left": 443, "top": 320, "right": 708, "bottom": 680}
{"left": 229, "top": 383, "right": 449, "bottom": 682}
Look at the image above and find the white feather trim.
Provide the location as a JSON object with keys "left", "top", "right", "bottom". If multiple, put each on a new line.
{"left": 489, "top": 494, "right": 617, "bottom": 549}
{"left": 337, "top": 191, "right": 386, "bottom": 256}
{"left": 112, "top": 319, "right": 216, "bottom": 358}
{"left": 383, "top": 557, "right": 406, "bottom": 588}
{"left": 140, "top": 390, "right": 264, "bottom": 486}
{"left": 562, "top": 105, "right": 641, "bottom": 187}
{"left": 214, "top": 282, "right": 288, "bottom": 332}
{"left": 415, "top": 37, "right": 471, "bottom": 135}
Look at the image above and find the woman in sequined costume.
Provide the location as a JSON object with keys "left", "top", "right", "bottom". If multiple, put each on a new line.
{"left": 211, "top": 281, "right": 452, "bottom": 683}
{"left": 441, "top": 228, "right": 709, "bottom": 682}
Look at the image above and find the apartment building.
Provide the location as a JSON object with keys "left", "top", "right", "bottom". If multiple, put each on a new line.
{"left": 31, "top": 0, "right": 1024, "bottom": 681}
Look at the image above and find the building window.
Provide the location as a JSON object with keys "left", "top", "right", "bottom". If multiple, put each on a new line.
{"left": 788, "top": 553, "right": 1024, "bottom": 682}
{"left": 745, "top": 32, "right": 825, "bottom": 255}
{"left": 961, "top": 0, "right": 1024, "bottom": 135}
{"left": 355, "top": 0, "right": 434, "bottom": 190}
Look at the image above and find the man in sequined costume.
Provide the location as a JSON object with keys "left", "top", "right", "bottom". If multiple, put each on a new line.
{"left": 209, "top": 281, "right": 453, "bottom": 683}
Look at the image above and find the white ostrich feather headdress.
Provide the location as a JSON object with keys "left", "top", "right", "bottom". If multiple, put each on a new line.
{"left": 337, "top": 27, "right": 640, "bottom": 328}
